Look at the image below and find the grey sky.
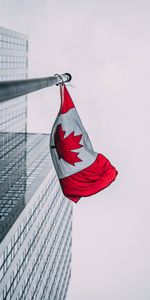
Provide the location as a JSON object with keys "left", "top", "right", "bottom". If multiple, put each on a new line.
{"left": 0, "top": 0, "right": 150, "bottom": 299}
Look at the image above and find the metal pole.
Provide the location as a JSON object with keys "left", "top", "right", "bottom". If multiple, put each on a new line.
{"left": 0, "top": 73, "right": 71, "bottom": 102}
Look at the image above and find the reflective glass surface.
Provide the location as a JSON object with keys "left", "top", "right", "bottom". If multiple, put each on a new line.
{"left": 0, "top": 133, "right": 51, "bottom": 242}
{"left": 0, "top": 26, "right": 28, "bottom": 241}
{"left": 0, "top": 133, "right": 72, "bottom": 300}
{"left": 0, "top": 26, "right": 28, "bottom": 136}
{"left": 0, "top": 32, "right": 28, "bottom": 52}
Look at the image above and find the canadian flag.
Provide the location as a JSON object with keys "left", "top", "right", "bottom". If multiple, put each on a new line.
{"left": 50, "top": 85, "right": 118, "bottom": 203}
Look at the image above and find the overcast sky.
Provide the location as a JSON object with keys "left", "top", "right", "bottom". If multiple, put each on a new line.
{"left": 0, "top": 0, "right": 150, "bottom": 299}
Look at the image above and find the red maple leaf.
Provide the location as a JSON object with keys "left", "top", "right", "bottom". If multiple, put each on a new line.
{"left": 54, "top": 124, "right": 83, "bottom": 165}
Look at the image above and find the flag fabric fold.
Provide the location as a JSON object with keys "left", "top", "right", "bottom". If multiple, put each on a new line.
{"left": 50, "top": 85, "right": 117, "bottom": 203}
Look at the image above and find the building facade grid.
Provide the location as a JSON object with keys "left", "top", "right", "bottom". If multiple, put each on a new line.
{"left": 0, "top": 26, "right": 72, "bottom": 300}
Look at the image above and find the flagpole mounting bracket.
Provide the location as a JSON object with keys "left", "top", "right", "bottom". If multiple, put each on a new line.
{"left": 55, "top": 73, "right": 72, "bottom": 86}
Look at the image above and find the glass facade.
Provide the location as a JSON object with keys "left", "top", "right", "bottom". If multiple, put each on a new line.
{"left": 0, "top": 26, "right": 28, "bottom": 81}
{"left": 0, "top": 133, "right": 51, "bottom": 241}
{"left": 0, "top": 27, "right": 72, "bottom": 300}
{"left": 0, "top": 26, "right": 28, "bottom": 134}
{"left": 0, "top": 33, "right": 27, "bottom": 52}
{"left": 0, "top": 133, "right": 72, "bottom": 300}
{"left": 0, "top": 26, "right": 28, "bottom": 242}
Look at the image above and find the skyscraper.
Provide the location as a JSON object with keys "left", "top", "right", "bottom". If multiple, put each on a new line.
{"left": 0, "top": 26, "right": 72, "bottom": 300}
{"left": 0, "top": 26, "right": 28, "bottom": 231}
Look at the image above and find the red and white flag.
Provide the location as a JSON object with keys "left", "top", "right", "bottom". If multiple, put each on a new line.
{"left": 50, "top": 85, "right": 118, "bottom": 203}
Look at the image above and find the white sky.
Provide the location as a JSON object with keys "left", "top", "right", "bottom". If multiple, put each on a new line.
{"left": 0, "top": 0, "right": 150, "bottom": 299}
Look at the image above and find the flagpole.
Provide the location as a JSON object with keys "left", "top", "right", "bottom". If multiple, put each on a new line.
{"left": 0, "top": 73, "right": 71, "bottom": 102}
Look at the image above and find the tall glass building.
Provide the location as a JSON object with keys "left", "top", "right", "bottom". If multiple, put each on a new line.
{"left": 0, "top": 26, "right": 28, "bottom": 204}
{"left": 0, "top": 27, "right": 72, "bottom": 300}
